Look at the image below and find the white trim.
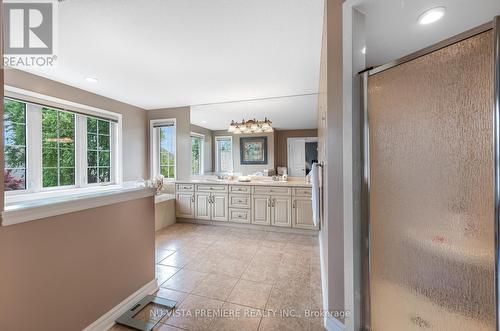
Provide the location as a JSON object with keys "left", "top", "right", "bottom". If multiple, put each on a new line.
{"left": 83, "top": 279, "right": 158, "bottom": 331}
{"left": 215, "top": 135, "right": 233, "bottom": 173}
{"left": 190, "top": 132, "right": 205, "bottom": 175}
{"left": 325, "top": 315, "right": 346, "bottom": 331}
{"left": 5, "top": 85, "right": 122, "bottom": 122}
{"left": 2, "top": 187, "right": 155, "bottom": 226}
{"left": 150, "top": 118, "right": 177, "bottom": 180}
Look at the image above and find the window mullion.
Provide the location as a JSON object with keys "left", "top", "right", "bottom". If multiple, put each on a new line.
{"left": 27, "top": 104, "right": 42, "bottom": 192}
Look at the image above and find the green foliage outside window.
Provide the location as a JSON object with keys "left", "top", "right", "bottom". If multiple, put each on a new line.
{"left": 42, "top": 108, "right": 75, "bottom": 187}
{"left": 160, "top": 126, "right": 175, "bottom": 179}
{"left": 87, "top": 117, "right": 111, "bottom": 183}
{"left": 191, "top": 136, "right": 201, "bottom": 175}
{"left": 4, "top": 99, "right": 26, "bottom": 190}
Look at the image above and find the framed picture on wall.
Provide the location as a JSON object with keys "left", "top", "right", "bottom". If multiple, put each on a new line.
{"left": 240, "top": 136, "right": 268, "bottom": 165}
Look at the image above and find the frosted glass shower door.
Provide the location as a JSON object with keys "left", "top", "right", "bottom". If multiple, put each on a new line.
{"left": 367, "top": 31, "right": 495, "bottom": 331}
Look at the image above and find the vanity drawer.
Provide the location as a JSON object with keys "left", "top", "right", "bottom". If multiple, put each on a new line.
{"left": 252, "top": 186, "right": 291, "bottom": 195}
{"left": 292, "top": 187, "right": 312, "bottom": 196}
{"left": 196, "top": 184, "right": 228, "bottom": 192}
{"left": 229, "top": 194, "right": 251, "bottom": 209}
{"left": 229, "top": 185, "right": 251, "bottom": 194}
{"left": 176, "top": 183, "right": 194, "bottom": 192}
{"left": 229, "top": 208, "right": 251, "bottom": 224}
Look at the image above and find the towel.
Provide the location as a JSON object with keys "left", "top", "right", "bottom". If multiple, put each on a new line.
{"left": 310, "top": 162, "right": 320, "bottom": 226}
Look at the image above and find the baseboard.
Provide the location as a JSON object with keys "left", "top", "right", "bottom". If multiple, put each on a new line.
{"left": 325, "top": 315, "right": 346, "bottom": 331}
{"left": 83, "top": 279, "right": 158, "bottom": 331}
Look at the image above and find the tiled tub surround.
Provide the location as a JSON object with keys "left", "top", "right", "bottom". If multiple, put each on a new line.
{"left": 110, "top": 223, "right": 324, "bottom": 331}
{"left": 175, "top": 179, "right": 318, "bottom": 231}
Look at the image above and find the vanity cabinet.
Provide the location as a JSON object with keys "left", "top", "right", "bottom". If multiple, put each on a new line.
{"left": 252, "top": 195, "right": 272, "bottom": 225}
{"left": 195, "top": 192, "right": 228, "bottom": 221}
{"left": 175, "top": 182, "right": 317, "bottom": 231}
{"left": 175, "top": 192, "right": 195, "bottom": 218}
{"left": 270, "top": 196, "right": 292, "bottom": 227}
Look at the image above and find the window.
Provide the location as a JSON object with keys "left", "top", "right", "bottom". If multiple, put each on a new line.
{"left": 87, "top": 117, "right": 111, "bottom": 183}
{"left": 42, "top": 108, "right": 75, "bottom": 187}
{"left": 150, "top": 120, "right": 176, "bottom": 180}
{"left": 215, "top": 136, "right": 233, "bottom": 173}
{"left": 3, "top": 96, "right": 119, "bottom": 193}
{"left": 4, "top": 99, "right": 27, "bottom": 191}
{"left": 191, "top": 133, "right": 204, "bottom": 175}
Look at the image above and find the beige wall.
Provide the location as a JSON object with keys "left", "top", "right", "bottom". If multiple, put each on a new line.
{"left": 0, "top": 197, "right": 155, "bottom": 331}
{"left": 318, "top": 0, "right": 345, "bottom": 322}
{"left": 4, "top": 69, "right": 148, "bottom": 181}
{"left": 191, "top": 124, "right": 213, "bottom": 173}
{"left": 212, "top": 130, "right": 275, "bottom": 175}
{"left": 274, "top": 129, "right": 318, "bottom": 169}
{"left": 147, "top": 107, "right": 191, "bottom": 180}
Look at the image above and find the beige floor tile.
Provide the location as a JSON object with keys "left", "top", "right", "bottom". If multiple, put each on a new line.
{"left": 191, "top": 273, "right": 239, "bottom": 301}
{"left": 215, "top": 257, "right": 251, "bottom": 278}
{"left": 155, "top": 288, "right": 189, "bottom": 305}
{"left": 163, "top": 294, "right": 224, "bottom": 330}
{"left": 158, "top": 251, "right": 198, "bottom": 268}
{"left": 156, "top": 265, "right": 181, "bottom": 286}
{"left": 266, "top": 285, "right": 312, "bottom": 317}
{"left": 251, "top": 248, "right": 283, "bottom": 265}
{"left": 258, "top": 315, "right": 310, "bottom": 331}
{"left": 309, "top": 317, "right": 326, "bottom": 331}
{"left": 241, "top": 260, "right": 278, "bottom": 284}
{"left": 153, "top": 323, "right": 184, "bottom": 330}
{"left": 210, "top": 302, "right": 262, "bottom": 331}
{"left": 260, "top": 239, "right": 287, "bottom": 251}
{"left": 155, "top": 249, "right": 176, "bottom": 263}
{"left": 161, "top": 269, "right": 207, "bottom": 292}
{"left": 227, "top": 279, "right": 272, "bottom": 309}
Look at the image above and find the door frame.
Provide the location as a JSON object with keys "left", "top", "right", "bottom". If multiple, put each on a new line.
{"left": 287, "top": 137, "right": 318, "bottom": 177}
{"left": 360, "top": 19, "right": 500, "bottom": 331}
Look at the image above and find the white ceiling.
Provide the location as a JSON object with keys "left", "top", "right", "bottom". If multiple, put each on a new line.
{"left": 23, "top": 0, "right": 325, "bottom": 121}
{"left": 357, "top": 0, "right": 500, "bottom": 67}
{"left": 191, "top": 94, "right": 318, "bottom": 131}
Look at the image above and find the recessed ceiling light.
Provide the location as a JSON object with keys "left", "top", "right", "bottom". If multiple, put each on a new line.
{"left": 85, "top": 76, "right": 98, "bottom": 83}
{"left": 418, "top": 7, "right": 446, "bottom": 25}
{"left": 201, "top": 120, "right": 207, "bottom": 124}
{"left": 361, "top": 47, "right": 366, "bottom": 54}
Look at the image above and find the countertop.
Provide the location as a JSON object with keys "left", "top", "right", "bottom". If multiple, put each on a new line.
{"left": 175, "top": 178, "right": 311, "bottom": 187}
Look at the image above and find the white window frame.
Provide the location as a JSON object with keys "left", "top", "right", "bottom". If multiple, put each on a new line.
{"left": 4, "top": 86, "right": 123, "bottom": 196}
{"left": 215, "top": 136, "right": 233, "bottom": 173}
{"left": 191, "top": 132, "right": 204, "bottom": 175}
{"left": 150, "top": 118, "right": 177, "bottom": 181}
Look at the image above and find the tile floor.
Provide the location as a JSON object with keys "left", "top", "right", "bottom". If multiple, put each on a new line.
{"left": 110, "top": 223, "right": 324, "bottom": 331}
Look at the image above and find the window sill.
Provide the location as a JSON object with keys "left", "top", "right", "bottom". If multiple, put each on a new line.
{"left": 2, "top": 185, "right": 156, "bottom": 226}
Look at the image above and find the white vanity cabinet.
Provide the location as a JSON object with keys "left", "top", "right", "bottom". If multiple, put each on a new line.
{"left": 195, "top": 191, "right": 228, "bottom": 221}
{"left": 175, "top": 191, "right": 195, "bottom": 218}
{"left": 175, "top": 181, "right": 317, "bottom": 231}
{"left": 251, "top": 195, "right": 272, "bottom": 225}
{"left": 270, "top": 196, "right": 292, "bottom": 227}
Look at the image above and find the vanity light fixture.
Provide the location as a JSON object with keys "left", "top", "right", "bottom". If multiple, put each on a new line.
{"left": 418, "top": 7, "right": 446, "bottom": 25}
{"left": 228, "top": 118, "right": 273, "bottom": 134}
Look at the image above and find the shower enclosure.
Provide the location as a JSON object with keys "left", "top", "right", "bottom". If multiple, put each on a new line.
{"left": 361, "top": 17, "right": 500, "bottom": 331}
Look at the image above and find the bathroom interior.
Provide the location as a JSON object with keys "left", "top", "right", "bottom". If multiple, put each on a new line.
{"left": 0, "top": 1, "right": 500, "bottom": 331}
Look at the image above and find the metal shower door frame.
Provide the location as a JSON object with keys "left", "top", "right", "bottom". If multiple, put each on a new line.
{"left": 360, "top": 17, "right": 500, "bottom": 331}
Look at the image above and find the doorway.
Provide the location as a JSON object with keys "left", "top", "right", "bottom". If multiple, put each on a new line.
{"left": 287, "top": 137, "right": 318, "bottom": 177}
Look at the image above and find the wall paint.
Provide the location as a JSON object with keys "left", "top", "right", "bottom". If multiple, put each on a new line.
{"left": 0, "top": 197, "right": 155, "bottom": 331}
{"left": 190, "top": 124, "right": 213, "bottom": 173}
{"left": 4, "top": 69, "right": 148, "bottom": 181}
{"left": 318, "top": 0, "right": 346, "bottom": 325}
{"left": 212, "top": 130, "right": 275, "bottom": 175}
{"left": 274, "top": 129, "right": 318, "bottom": 169}
{"left": 147, "top": 107, "right": 191, "bottom": 180}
